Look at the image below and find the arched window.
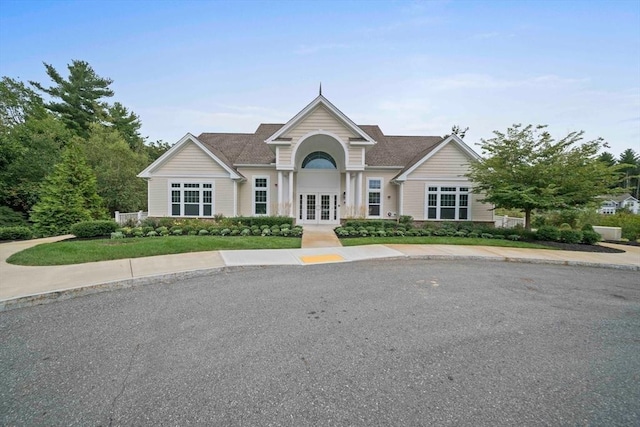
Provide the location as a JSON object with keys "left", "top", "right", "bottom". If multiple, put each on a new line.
{"left": 302, "top": 151, "right": 337, "bottom": 169}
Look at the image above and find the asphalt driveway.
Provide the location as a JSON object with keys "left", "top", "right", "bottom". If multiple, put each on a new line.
{"left": 1, "top": 260, "right": 639, "bottom": 426}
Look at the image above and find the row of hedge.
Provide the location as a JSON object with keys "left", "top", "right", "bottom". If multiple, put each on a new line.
{"left": 113, "top": 223, "right": 302, "bottom": 238}
{"left": 335, "top": 221, "right": 602, "bottom": 245}
{"left": 139, "top": 216, "right": 295, "bottom": 230}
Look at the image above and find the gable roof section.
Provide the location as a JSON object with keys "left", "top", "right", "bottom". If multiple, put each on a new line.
{"left": 359, "top": 125, "right": 443, "bottom": 167}
{"left": 198, "top": 124, "right": 282, "bottom": 166}
{"left": 138, "top": 133, "right": 244, "bottom": 180}
{"left": 265, "top": 95, "right": 376, "bottom": 146}
{"left": 392, "top": 134, "right": 481, "bottom": 181}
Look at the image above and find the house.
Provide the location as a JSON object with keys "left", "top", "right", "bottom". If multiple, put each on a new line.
{"left": 597, "top": 193, "right": 640, "bottom": 215}
{"left": 138, "top": 94, "right": 494, "bottom": 225}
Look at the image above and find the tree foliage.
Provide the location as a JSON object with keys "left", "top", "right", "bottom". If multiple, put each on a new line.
{"left": 30, "top": 143, "right": 106, "bottom": 236}
{"left": 82, "top": 124, "right": 149, "bottom": 213}
{"left": 107, "top": 102, "right": 144, "bottom": 151}
{"left": 30, "top": 60, "right": 114, "bottom": 137}
{"left": 466, "top": 124, "right": 621, "bottom": 229}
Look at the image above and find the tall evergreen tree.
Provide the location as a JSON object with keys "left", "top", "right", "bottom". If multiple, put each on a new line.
{"left": 107, "top": 102, "right": 144, "bottom": 151}
{"left": 30, "top": 60, "right": 114, "bottom": 137}
{"left": 597, "top": 151, "right": 616, "bottom": 167}
{"left": 30, "top": 142, "right": 105, "bottom": 236}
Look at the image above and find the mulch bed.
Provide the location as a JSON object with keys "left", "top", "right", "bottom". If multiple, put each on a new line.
{"left": 535, "top": 241, "right": 625, "bottom": 253}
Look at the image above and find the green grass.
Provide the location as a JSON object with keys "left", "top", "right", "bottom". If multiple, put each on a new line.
{"left": 7, "top": 236, "right": 302, "bottom": 266}
{"left": 340, "top": 236, "right": 554, "bottom": 249}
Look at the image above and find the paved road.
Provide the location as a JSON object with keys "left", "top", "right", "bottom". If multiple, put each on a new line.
{"left": 1, "top": 260, "right": 639, "bottom": 426}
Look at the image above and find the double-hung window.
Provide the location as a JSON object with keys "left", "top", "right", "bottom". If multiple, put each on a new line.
{"left": 426, "top": 185, "right": 470, "bottom": 220}
{"left": 367, "top": 178, "right": 382, "bottom": 217}
{"left": 253, "top": 177, "right": 269, "bottom": 215}
{"left": 170, "top": 182, "right": 213, "bottom": 217}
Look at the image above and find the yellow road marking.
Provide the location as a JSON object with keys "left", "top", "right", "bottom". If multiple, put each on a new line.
{"left": 300, "top": 254, "right": 344, "bottom": 264}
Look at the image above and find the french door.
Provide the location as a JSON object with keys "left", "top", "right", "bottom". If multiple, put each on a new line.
{"left": 299, "top": 193, "right": 338, "bottom": 224}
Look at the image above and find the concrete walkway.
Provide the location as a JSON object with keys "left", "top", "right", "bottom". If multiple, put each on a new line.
{"left": 1, "top": 233, "right": 638, "bottom": 310}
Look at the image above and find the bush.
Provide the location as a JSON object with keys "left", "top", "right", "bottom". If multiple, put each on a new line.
{"left": 171, "top": 228, "right": 183, "bottom": 236}
{"left": 480, "top": 233, "right": 494, "bottom": 239}
{"left": 507, "top": 234, "right": 521, "bottom": 241}
{"left": 582, "top": 230, "right": 601, "bottom": 245}
{"left": 536, "top": 225, "right": 560, "bottom": 241}
{"left": 110, "top": 231, "right": 124, "bottom": 239}
{"left": 581, "top": 223, "right": 594, "bottom": 232}
{"left": 597, "top": 212, "right": 640, "bottom": 241}
{"left": 70, "top": 220, "right": 119, "bottom": 238}
{"left": 0, "top": 206, "right": 28, "bottom": 227}
{"left": 0, "top": 226, "right": 33, "bottom": 241}
{"left": 559, "top": 229, "right": 583, "bottom": 244}
{"left": 146, "top": 230, "right": 158, "bottom": 237}
{"left": 198, "top": 229, "right": 209, "bottom": 235}
{"left": 156, "top": 226, "right": 170, "bottom": 236}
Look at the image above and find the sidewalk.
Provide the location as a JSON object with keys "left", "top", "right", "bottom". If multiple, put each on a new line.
{"left": 1, "top": 235, "right": 638, "bottom": 310}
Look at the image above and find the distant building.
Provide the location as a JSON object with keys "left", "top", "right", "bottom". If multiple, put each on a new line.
{"left": 597, "top": 193, "right": 639, "bottom": 215}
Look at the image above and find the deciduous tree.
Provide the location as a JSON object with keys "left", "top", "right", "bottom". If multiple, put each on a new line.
{"left": 466, "top": 124, "right": 621, "bottom": 230}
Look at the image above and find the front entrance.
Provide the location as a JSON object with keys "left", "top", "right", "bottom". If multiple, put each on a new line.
{"left": 299, "top": 193, "right": 338, "bottom": 224}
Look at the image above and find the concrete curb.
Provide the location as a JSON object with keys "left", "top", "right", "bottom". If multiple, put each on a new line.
{"left": 0, "top": 265, "right": 271, "bottom": 313}
{"left": 1, "top": 255, "right": 637, "bottom": 312}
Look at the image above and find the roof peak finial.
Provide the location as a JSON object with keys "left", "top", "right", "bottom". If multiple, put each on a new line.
{"left": 319, "top": 82, "right": 322, "bottom": 96}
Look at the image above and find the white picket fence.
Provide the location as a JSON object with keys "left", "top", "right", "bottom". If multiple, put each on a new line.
{"left": 494, "top": 215, "right": 525, "bottom": 229}
{"left": 114, "top": 210, "right": 148, "bottom": 225}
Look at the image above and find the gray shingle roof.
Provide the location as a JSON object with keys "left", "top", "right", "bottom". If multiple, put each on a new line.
{"left": 197, "top": 124, "right": 444, "bottom": 171}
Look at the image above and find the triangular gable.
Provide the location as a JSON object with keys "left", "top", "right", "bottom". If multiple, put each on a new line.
{"left": 265, "top": 95, "right": 376, "bottom": 146}
{"left": 393, "top": 134, "right": 481, "bottom": 182}
{"left": 138, "top": 133, "right": 244, "bottom": 180}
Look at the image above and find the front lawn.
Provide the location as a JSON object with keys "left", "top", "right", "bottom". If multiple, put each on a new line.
{"left": 340, "top": 236, "right": 554, "bottom": 249}
{"left": 7, "top": 235, "right": 302, "bottom": 266}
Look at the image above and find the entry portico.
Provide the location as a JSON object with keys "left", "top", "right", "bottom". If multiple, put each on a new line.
{"left": 139, "top": 94, "right": 494, "bottom": 225}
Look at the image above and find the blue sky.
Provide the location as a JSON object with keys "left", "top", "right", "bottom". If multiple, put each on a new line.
{"left": 1, "top": 0, "right": 639, "bottom": 157}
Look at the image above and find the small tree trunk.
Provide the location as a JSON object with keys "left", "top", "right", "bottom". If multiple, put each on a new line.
{"left": 525, "top": 209, "right": 532, "bottom": 231}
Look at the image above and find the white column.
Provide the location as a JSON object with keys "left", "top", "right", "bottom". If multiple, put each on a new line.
{"left": 398, "top": 182, "right": 404, "bottom": 216}
{"left": 288, "top": 171, "right": 294, "bottom": 217}
{"left": 233, "top": 180, "right": 238, "bottom": 217}
{"left": 356, "top": 172, "right": 363, "bottom": 216}
{"left": 277, "top": 170, "right": 283, "bottom": 215}
{"left": 345, "top": 172, "right": 351, "bottom": 213}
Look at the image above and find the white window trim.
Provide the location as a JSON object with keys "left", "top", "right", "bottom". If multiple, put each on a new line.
{"left": 424, "top": 184, "right": 472, "bottom": 221}
{"left": 366, "top": 177, "right": 383, "bottom": 218}
{"left": 168, "top": 180, "right": 215, "bottom": 217}
{"left": 252, "top": 176, "right": 270, "bottom": 216}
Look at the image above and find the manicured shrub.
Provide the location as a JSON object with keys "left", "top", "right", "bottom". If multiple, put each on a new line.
{"left": 188, "top": 230, "right": 198, "bottom": 236}
{"left": 507, "top": 234, "right": 521, "bottom": 241}
{"left": 156, "top": 226, "right": 170, "bottom": 236}
{"left": 559, "top": 229, "right": 583, "bottom": 244}
{"left": 433, "top": 228, "right": 447, "bottom": 236}
{"left": 0, "top": 206, "right": 28, "bottom": 227}
{"left": 241, "top": 228, "right": 251, "bottom": 236}
{"left": 468, "top": 232, "right": 479, "bottom": 238}
{"left": 171, "top": 228, "right": 183, "bottom": 236}
{"left": 536, "top": 225, "right": 560, "bottom": 241}
{"left": 582, "top": 230, "right": 601, "bottom": 245}
{"left": 132, "top": 228, "right": 144, "bottom": 237}
{"left": 70, "top": 220, "right": 119, "bottom": 238}
{"left": 146, "top": 230, "right": 158, "bottom": 237}
{"left": 581, "top": 223, "right": 594, "bottom": 232}
{"left": 198, "top": 229, "right": 209, "bottom": 235}
{"left": 209, "top": 228, "right": 221, "bottom": 236}
{"left": 261, "top": 228, "right": 271, "bottom": 236}
{"left": 0, "top": 226, "right": 33, "bottom": 241}
{"left": 559, "top": 223, "right": 572, "bottom": 230}
{"left": 110, "top": 231, "right": 124, "bottom": 239}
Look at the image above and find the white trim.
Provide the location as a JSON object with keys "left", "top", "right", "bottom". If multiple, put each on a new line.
{"left": 265, "top": 95, "right": 376, "bottom": 145}
{"left": 424, "top": 184, "right": 472, "bottom": 221}
{"left": 398, "top": 182, "right": 404, "bottom": 216}
{"left": 150, "top": 173, "right": 230, "bottom": 179}
{"left": 277, "top": 171, "right": 283, "bottom": 215}
{"left": 290, "top": 130, "right": 349, "bottom": 170}
{"left": 167, "top": 180, "right": 215, "bottom": 217}
{"left": 406, "top": 177, "right": 470, "bottom": 182}
{"left": 393, "top": 134, "right": 481, "bottom": 182}
{"left": 233, "top": 181, "right": 238, "bottom": 217}
{"left": 252, "top": 175, "right": 270, "bottom": 216}
{"left": 235, "top": 164, "right": 277, "bottom": 168}
{"left": 366, "top": 177, "right": 383, "bottom": 218}
{"left": 288, "top": 171, "right": 294, "bottom": 217}
{"left": 138, "top": 133, "right": 242, "bottom": 180}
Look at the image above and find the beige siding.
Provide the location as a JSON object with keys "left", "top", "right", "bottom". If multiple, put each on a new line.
{"left": 284, "top": 105, "right": 356, "bottom": 145}
{"left": 348, "top": 147, "right": 363, "bottom": 166}
{"left": 147, "top": 177, "right": 168, "bottom": 217}
{"left": 402, "top": 180, "right": 426, "bottom": 220}
{"left": 352, "top": 171, "right": 400, "bottom": 219}
{"left": 155, "top": 142, "right": 228, "bottom": 175}
{"left": 215, "top": 179, "right": 235, "bottom": 217}
{"left": 409, "top": 142, "right": 469, "bottom": 179}
{"left": 236, "top": 168, "right": 278, "bottom": 216}
{"left": 471, "top": 192, "right": 494, "bottom": 222}
{"left": 278, "top": 146, "right": 292, "bottom": 165}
